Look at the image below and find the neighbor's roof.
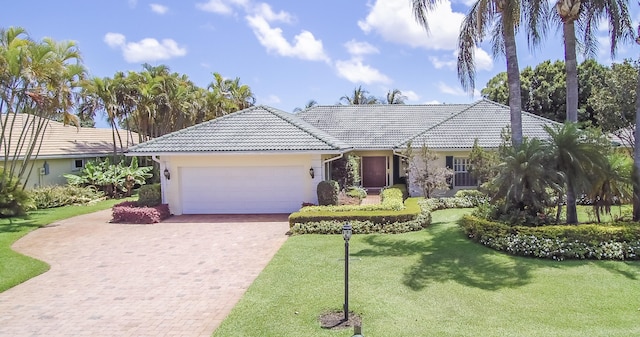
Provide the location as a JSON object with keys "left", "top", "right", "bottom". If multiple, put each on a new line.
{"left": 396, "top": 100, "right": 560, "bottom": 149}
{"left": 296, "top": 104, "right": 468, "bottom": 149}
{"left": 126, "top": 105, "right": 352, "bottom": 154}
{"left": 0, "top": 114, "right": 138, "bottom": 160}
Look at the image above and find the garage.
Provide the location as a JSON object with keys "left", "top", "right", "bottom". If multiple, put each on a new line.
{"left": 180, "top": 166, "right": 305, "bottom": 214}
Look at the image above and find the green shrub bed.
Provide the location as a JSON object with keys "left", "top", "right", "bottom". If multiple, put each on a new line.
{"left": 460, "top": 215, "right": 640, "bottom": 261}
{"left": 289, "top": 198, "right": 431, "bottom": 234}
{"left": 31, "top": 185, "right": 105, "bottom": 209}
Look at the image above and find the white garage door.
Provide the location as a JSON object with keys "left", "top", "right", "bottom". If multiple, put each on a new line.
{"left": 180, "top": 166, "right": 305, "bottom": 214}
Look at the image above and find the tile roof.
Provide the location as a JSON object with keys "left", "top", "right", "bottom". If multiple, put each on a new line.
{"left": 296, "top": 104, "right": 468, "bottom": 149}
{"left": 396, "top": 100, "right": 560, "bottom": 149}
{"left": 0, "top": 114, "right": 138, "bottom": 159}
{"left": 127, "top": 105, "right": 352, "bottom": 154}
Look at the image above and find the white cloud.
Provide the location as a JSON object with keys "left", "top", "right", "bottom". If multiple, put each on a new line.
{"left": 424, "top": 100, "right": 441, "bottom": 104}
{"left": 430, "top": 48, "right": 493, "bottom": 71}
{"left": 150, "top": 3, "right": 169, "bottom": 14}
{"left": 402, "top": 90, "right": 420, "bottom": 101}
{"left": 438, "top": 82, "right": 480, "bottom": 98}
{"left": 104, "top": 33, "right": 187, "bottom": 63}
{"left": 358, "top": 0, "right": 464, "bottom": 51}
{"left": 344, "top": 40, "right": 379, "bottom": 56}
{"left": 473, "top": 48, "right": 493, "bottom": 71}
{"left": 252, "top": 2, "right": 292, "bottom": 23}
{"left": 104, "top": 33, "right": 126, "bottom": 48}
{"left": 195, "top": 0, "right": 248, "bottom": 15}
{"left": 429, "top": 56, "right": 456, "bottom": 70}
{"left": 335, "top": 58, "right": 391, "bottom": 85}
{"left": 246, "top": 14, "right": 329, "bottom": 62}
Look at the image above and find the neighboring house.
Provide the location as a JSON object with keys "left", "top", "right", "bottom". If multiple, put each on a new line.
{"left": 127, "top": 99, "right": 558, "bottom": 215}
{"left": 0, "top": 114, "right": 138, "bottom": 189}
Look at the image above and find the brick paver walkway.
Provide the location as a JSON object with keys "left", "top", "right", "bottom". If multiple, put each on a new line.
{"left": 0, "top": 210, "right": 290, "bottom": 337}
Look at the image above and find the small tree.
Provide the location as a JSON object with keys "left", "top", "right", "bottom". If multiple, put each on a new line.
{"left": 330, "top": 154, "right": 360, "bottom": 189}
{"left": 404, "top": 142, "right": 452, "bottom": 198}
{"left": 468, "top": 139, "right": 500, "bottom": 183}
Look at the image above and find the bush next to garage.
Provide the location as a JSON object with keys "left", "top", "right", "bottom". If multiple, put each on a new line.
{"left": 459, "top": 214, "right": 640, "bottom": 260}
{"left": 111, "top": 201, "right": 171, "bottom": 224}
{"left": 137, "top": 184, "right": 161, "bottom": 207}
{"left": 289, "top": 198, "right": 432, "bottom": 234}
{"left": 30, "top": 185, "right": 105, "bottom": 209}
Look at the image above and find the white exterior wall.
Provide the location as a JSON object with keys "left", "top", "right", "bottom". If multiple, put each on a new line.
{"left": 161, "top": 153, "right": 321, "bottom": 215}
{"left": 407, "top": 150, "right": 475, "bottom": 197}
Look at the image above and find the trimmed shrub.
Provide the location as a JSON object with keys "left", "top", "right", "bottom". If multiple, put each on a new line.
{"left": 345, "top": 186, "right": 367, "bottom": 200}
{"left": 454, "top": 189, "right": 490, "bottom": 205}
{"left": 137, "top": 184, "right": 161, "bottom": 207}
{"left": 31, "top": 185, "right": 105, "bottom": 209}
{"left": 289, "top": 197, "right": 432, "bottom": 234}
{"left": 111, "top": 201, "right": 171, "bottom": 224}
{"left": 0, "top": 169, "right": 34, "bottom": 217}
{"left": 460, "top": 215, "right": 640, "bottom": 260}
{"left": 317, "top": 180, "right": 339, "bottom": 206}
{"left": 299, "top": 186, "right": 406, "bottom": 214}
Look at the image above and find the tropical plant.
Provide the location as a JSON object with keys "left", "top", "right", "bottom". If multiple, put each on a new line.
{"left": 468, "top": 139, "right": 500, "bottom": 183}
{"left": 545, "top": 123, "right": 610, "bottom": 224}
{"left": 339, "top": 86, "right": 379, "bottom": 105}
{"left": 64, "top": 157, "right": 152, "bottom": 198}
{"left": 553, "top": 0, "right": 633, "bottom": 122}
{"left": 588, "top": 152, "right": 632, "bottom": 222}
{"left": 385, "top": 89, "right": 407, "bottom": 104}
{"left": 490, "top": 138, "right": 563, "bottom": 224}
{"left": 293, "top": 99, "right": 318, "bottom": 112}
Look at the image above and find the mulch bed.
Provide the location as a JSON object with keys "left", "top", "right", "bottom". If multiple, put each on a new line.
{"left": 319, "top": 311, "right": 362, "bottom": 330}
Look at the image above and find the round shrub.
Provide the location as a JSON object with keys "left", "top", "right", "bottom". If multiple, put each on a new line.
{"left": 317, "top": 180, "right": 339, "bottom": 206}
{"left": 137, "top": 183, "right": 161, "bottom": 207}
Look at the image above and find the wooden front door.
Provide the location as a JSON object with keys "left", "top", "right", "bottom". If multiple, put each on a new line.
{"left": 362, "top": 156, "right": 387, "bottom": 188}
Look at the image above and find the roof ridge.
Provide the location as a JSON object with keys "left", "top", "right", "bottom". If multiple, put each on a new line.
{"left": 261, "top": 105, "right": 350, "bottom": 150}
{"left": 127, "top": 106, "right": 261, "bottom": 151}
{"left": 393, "top": 100, "right": 479, "bottom": 148}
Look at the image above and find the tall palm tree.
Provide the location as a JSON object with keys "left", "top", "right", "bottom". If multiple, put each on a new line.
{"left": 293, "top": 99, "right": 318, "bottom": 112}
{"left": 339, "top": 86, "right": 379, "bottom": 105}
{"left": 458, "top": 0, "right": 548, "bottom": 146}
{"left": 633, "top": 16, "right": 640, "bottom": 221}
{"left": 554, "top": 0, "right": 633, "bottom": 122}
{"left": 385, "top": 89, "right": 407, "bottom": 104}
{"left": 545, "top": 123, "right": 609, "bottom": 224}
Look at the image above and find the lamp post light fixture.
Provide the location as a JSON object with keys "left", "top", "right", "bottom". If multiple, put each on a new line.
{"left": 342, "top": 222, "right": 352, "bottom": 322}
{"left": 309, "top": 167, "right": 315, "bottom": 179}
{"left": 163, "top": 168, "right": 171, "bottom": 180}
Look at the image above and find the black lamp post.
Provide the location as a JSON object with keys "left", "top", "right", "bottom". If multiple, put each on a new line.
{"left": 342, "top": 222, "right": 352, "bottom": 322}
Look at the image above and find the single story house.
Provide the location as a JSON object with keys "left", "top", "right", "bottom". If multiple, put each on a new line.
{"left": 126, "top": 99, "right": 556, "bottom": 215}
{"left": 0, "top": 114, "right": 138, "bottom": 189}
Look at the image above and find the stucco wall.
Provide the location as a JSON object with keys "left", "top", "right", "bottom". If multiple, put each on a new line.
{"left": 16, "top": 158, "right": 88, "bottom": 189}
{"left": 407, "top": 150, "right": 476, "bottom": 197}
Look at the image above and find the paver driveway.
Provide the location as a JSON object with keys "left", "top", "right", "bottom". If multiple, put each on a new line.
{"left": 0, "top": 210, "right": 290, "bottom": 336}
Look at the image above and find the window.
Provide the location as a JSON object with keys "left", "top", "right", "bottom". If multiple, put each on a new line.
{"left": 73, "top": 159, "right": 85, "bottom": 171}
{"left": 453, "top": 157, "right": 477, "bottom": 187}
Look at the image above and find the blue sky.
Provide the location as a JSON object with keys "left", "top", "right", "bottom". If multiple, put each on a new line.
{"left": 2, "top": 0, "right": 639, "bottom": 128}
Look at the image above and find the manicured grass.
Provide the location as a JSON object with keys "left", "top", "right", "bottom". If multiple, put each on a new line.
{"left": 213, "top": 208, "right": 640, "bottom": 337}
{"left": 0, "top": 198, "right": 133, "bottom": 292}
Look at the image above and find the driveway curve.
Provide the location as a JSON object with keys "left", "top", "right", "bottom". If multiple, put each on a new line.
{"left": 0, "top": 210, "right": 290, "bottom": 337}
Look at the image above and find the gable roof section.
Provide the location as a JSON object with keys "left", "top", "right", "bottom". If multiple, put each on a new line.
{"left": 127, "top": 105, "right": 351, "bottom": 154}
{"left": 296, "top": 104, "right": 468, "bottom": 149}
{"left": 1, "top": 114, "right": 137, "bottom": 160}
{"left": 396, "top": 99, "right": 560, "bottom": 149}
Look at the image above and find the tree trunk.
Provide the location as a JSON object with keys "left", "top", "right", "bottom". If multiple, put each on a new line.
{"left": 563, "top": 21, "right": 579, "bottom": 122}
{"left": 504, "top": 21, "right": 523, "bottom": 146}
{"left": 633, "top": 59, "right": 640, "bottom": 221}
{"left": 566, "top": 179, "right": 578, "bottom": 224}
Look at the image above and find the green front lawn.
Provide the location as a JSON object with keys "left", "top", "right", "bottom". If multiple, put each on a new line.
{"left": 213, "top": 208, "right": 640, "bottom": 337}
{"left": 0, "top": 198, "right": 132, "bottom": 292}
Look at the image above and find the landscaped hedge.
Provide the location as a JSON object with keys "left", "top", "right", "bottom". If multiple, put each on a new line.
{"left": 289, "top": 198, "right": 432, "bottom": 234}
{"left": 31, "top": 185, "right": 105, "bottom": 209}
{"left": 460, "top": 215, "right": 640, "bottom": 261}
{"left": 111, "top": 201, "right": 171, "bottom": 224}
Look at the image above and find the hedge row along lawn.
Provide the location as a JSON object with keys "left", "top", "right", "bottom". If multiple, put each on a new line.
{"left": 0, "top": 198, "right": 133, "bottom": 293}
{"left": 213, "top": 208, "right": 640, "bottom": 337}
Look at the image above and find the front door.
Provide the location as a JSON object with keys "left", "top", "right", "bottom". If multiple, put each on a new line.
{"left": 362, "top": 156, "right": 387, "bottom": 188}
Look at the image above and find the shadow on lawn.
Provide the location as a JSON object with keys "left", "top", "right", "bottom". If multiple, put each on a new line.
{"left": 0, "top": 216, "right": 38, "bottom": 234}
{"left": 353, "top": 222, "right": 541, "bottom": 291}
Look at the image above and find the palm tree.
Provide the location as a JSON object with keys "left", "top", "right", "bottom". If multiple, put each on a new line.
{"left": 545, "top": 123, "right": 609, "bottom": 224}
{"left": 293, "top": 99, "right": 318, "bottom": 112}
{"left": 492, "top": 138, "right": 563, "bottom": 222}
{"left": 554, "top": 0, "right": 633, "bottom": 122}
{"left": 449, "top": 0, "right": 548, "bottom": 147}
{"left": 588, "top": 153, "right": 632, "bottom": 222}
{"left": 339, "top": 86, "right": 379, "bottom": 105}
{"left": 633, "top": 17, "right": 640, "bottom": 221}
{"left": 385, "top": 89, "right": 407, "bottom": 104}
